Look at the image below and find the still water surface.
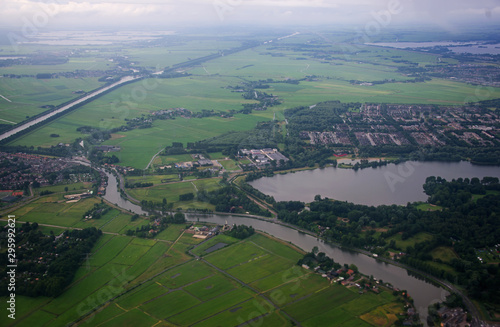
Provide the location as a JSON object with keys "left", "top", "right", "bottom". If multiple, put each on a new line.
{"left": 101, "top": 163, "right": 500, "bottom": 322}
{"left": 249, "top": 161, "right": 500, "bottom": 205}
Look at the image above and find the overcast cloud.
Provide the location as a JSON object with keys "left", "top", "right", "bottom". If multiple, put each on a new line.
{"left": 1, "top": 0, "right": 499, "bottom": 30}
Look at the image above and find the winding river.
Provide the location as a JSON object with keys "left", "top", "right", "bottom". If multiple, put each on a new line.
{"left": 101, "top": 169, "right": 457, "bottom": 323}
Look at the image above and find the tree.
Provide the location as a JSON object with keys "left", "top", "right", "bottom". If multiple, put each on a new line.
{"left": 173, "top": 212, "right": 186, "bottom": 223}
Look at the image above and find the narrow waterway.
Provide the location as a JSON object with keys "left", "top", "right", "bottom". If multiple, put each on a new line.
{"left": 185, "top": 213, "right": 447, "bottom": 323}
{"left": 102, "top": 171, "right": 147, "bottom": 215}
{"left": 102, "top": 169, "right": 449, "bottom": 323}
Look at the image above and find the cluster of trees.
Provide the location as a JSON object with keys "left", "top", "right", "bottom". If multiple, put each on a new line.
{"left": 423, "top": 176, "right": 498, "bottom": 207}
{"left": 226, "top": 224, "right": 255, "bottom": 239}
{"left": 89, "top": 149, "right": 119, "bottom": 165}
{"left": 244, "top": 169, "right": 274, "bottom": 182}
{"left": 297, "top": 247, "right": 342, "bottom": 272}
{"left": 285, "top": 101, "right": 350, "bottom": 132}
{"left": 349, "top": 159, "right": 399, "bottom": 170}
{"left": 125, "top": 181, "right": 153, "bottom": 188}
{"left": 179, "top": 192, "right": 195, "bottom": 201}
{"left": 190, "top": 121, "right": 281, "bottom": 152}
{"left": 198, "top": 186, "right": 272, "bottom": 217}
{"left": 140, "top": 198, "right": 173, "bottom": 212}
{"left": 125, "top": 213, "right": 185, "bottom": 238}
{"left": 0, "top": 223, "right": 102, "bottom": 297}
{"left": 82, "top": 202, "right": 110, "bottom": 220}
{"left": 0, "top": 144, "right": 73, "bottom": 158}
{"left": 275, "top": 177, "right": 500, "bottom": 306}
{"left": 281, "top": 138, "right": 338, "bottom": 169}
{"left": 238, "top": 180, "right": 276, "bottom": 205}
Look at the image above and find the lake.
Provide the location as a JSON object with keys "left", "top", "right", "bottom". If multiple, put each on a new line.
{"left": 249, "top": 161, "right": 500, "bottom": 205}
{"left": 101, "top": 160, "right": 499, "bottom": 323}
{"left": 366, "top": 41, "right": 500, "bottom": 55}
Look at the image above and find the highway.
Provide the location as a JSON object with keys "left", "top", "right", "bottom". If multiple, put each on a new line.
{"left": 0, "top": 75, "right": 139, "bottom": 142}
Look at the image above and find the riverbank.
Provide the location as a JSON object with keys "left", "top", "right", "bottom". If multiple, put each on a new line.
{"left": 103, "top": 166, "right": 494, "bottom": 325}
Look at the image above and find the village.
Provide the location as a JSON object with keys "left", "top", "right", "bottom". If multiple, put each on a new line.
{"left": 301, "top": 103, "right": 500, "bottom": 148}
{"left": 0, "top": 152, "right": 106, "bottom": 205}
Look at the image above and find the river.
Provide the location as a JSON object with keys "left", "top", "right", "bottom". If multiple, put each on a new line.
{"left": 102, "top": 169, "right": 453, "bottom": 323}
{"left": 249, "top": 161, "right": 500, "bottom": 205}
{"left": 184, "top": 213, "right": 446, "bottom": 323}
{"left": 102, "top": 171, "right": 147, "bottom": 215}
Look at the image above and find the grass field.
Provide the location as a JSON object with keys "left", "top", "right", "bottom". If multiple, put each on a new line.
{"left": 218, "top": 158, "right": 241, "bottom": 171}
{"left": 0, "top": 77, "right": 104, "bottom": 124}
{"left": 431, "top": 246, "right": 459, "bottom": 263}
{"left": 416, "top": 203, "right": 443, "bottom": 211}
{"left": 360, "top": 302, "right": 402, "bottom": 327}
{"left": 152, "top": 153, "right": 194, "bottom": 167}
{"left": 7, "top": 41, "right": 500, "bottom": 169}
{"left": 386, "top": 232, "right": 434, "bottom": 251}
{"left": 125, "top": 174, "right": 180, "bottom": 186}
{"left": 189, "top": 234, "right": 240, "bottom": 257}
{"left": 127, "top": 177, "right": 221, "bottom": 208}
{"left": 2, "top": 33, "right": 466, "bottom": 325}
{"left": 3, "top": 196, "right": 405, "bottom": 327}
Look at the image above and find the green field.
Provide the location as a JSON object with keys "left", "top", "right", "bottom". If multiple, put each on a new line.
{"left": 386, "top": 232, "right": 434, "bottom": 251}
{"left": 152, "top": 153, "right": 194, "bottom": 167}
{"left": 7, "top": 36, "right": 500, "bottom": 169}
{"left": 34, "top": 182, "right": 91, "bottom": 195}
{"left": 431, "top": 246, "right": 459, "bottom": 263}
{"left": 3, "top": 195, "right": 406, "bottom": 327}
{"left": 218, "top": 158, "right": 241, "bottom": 171}
{"left": 0, "top": 77, "right": 104, "bottom": 124}
{"left": 125, "top": 174, "right": 180, "bottom": 186}
{"left": 127, "top": 177, "right": 221, "bottom": 209}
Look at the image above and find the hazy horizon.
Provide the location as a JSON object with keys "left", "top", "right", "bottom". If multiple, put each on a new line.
{"left": 1, "top": 0, "right": 499, "bottom": 32}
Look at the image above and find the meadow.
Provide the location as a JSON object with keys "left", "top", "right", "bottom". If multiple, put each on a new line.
{"left": 2, "top": 192, "right": 406, "bottom": 326}
{"left": 0, "top": 77, "right": 104, "bottom": 124}
{"left": 127, "top": 177, "right": 221, "bottom": 209}
{"left": 6, "top": 36, "right": 500, "bottom": 169}
{"left": 386, "top": 232, "right": 434, "bottom": 251}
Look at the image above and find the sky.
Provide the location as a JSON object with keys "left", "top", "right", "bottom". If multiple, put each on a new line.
{"left": 1, "top": 0, "right": 499, "bottom": 30}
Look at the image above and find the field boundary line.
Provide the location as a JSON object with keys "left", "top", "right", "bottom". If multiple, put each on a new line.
{"left": 249, "top": 240, "right": 296, "bottom": 262}
{"left": 98, "top": 211, "right": 121, "bottom": 231}
{"left": 0, "top": 118, "right": 15, "bottom": 124}
{"left": 255, "top": 271, "right": 312, "bottom": 295}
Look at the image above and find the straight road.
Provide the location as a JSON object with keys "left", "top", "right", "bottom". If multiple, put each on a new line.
{"left": 0, "top": 76, "right": 139, "bottom": 142}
